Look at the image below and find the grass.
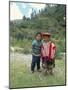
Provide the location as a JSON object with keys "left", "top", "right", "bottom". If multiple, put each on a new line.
{"left": 10, "top": 59, "right": 66, "bottom": 88}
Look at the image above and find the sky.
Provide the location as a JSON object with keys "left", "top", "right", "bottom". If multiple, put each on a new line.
{"left": 10, "top": 2, "right": 46, "bottom": 21}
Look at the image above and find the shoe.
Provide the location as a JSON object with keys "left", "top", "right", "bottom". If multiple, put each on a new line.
{"left": 31, "top": 71, "right": 34, "bottom": 73}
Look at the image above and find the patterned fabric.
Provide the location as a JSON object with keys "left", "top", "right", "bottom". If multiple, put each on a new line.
{"left": 32, "top": 40, "right": 42, "bottom": 56}
{"left": 41, "top": 41, "right": 56, "bottom": 59}
{"left": 42, "top": 56, "right": 55, "bottom": 69}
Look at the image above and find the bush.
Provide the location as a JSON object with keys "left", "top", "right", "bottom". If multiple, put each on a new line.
{"left": 23, "top": 48, "right": 31, "bottom": 54}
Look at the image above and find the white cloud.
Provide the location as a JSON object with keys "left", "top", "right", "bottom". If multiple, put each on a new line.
{"left": 27, "top": 9, "right": 32, "bottom": 18}
{"left": 26, "top": 3, "right": 46, "bottom": 18}
{"left": 22, "top": 3, "right": 27, "bottom": 9}
{"left": 10, "top": 2, "right": 23, "bottom": 21}
{"left": 29, "top": 3, "right": 46, "bottom": 10}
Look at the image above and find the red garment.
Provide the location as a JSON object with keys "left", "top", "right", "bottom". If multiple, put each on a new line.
{"left": 41, "top": 41, "right": 56, "bottom": 60}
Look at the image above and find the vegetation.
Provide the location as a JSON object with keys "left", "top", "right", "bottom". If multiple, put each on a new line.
{"left": 10, "top": 59, "right": 65, "bottom": 88}
{"left": 10, "top": 4, "right": 66, "bottom": 58}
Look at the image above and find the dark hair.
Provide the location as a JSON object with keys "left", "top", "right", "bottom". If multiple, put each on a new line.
{"left": 35, "top": 32, "right": 42, "bottom": 37}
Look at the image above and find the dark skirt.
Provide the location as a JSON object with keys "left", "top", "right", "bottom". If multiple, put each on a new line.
{"left": 42, "top": 57, "right": 55, "bottom": 69}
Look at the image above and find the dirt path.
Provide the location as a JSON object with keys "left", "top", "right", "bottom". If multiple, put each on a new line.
{"left": 10, "top": 52, "right": 32, "bottom": 61}
{"left": 10, "top": 52, "right": 65, "bottom": 73}
{"left": 10, "top": 52, "right": 32, "bottom": 67}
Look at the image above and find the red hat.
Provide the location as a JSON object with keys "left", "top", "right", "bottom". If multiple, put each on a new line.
{"left": 41, "top": 32, "right": 51, "bottom": 37}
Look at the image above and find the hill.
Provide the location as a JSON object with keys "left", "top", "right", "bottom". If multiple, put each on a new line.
{"left": 10, "top": 4, "right": 66, "bottom": 58}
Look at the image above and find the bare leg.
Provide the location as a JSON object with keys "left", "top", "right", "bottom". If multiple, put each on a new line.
{"left": 49, "top": 68, "right": 53, "bottom": 75}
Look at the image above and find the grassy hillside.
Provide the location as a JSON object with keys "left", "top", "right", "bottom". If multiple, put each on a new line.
{"left": 10, "top": 4, "right": 66, "bottom": 58}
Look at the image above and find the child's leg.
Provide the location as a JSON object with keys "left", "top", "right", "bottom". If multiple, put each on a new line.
{"left": 53, "top": 59, "right": 55, "bottom": 68}
{"left": 49, "top": 67, "right": 53, "bottom": 75}
{"left": 43, "top": 67, "right": 48, "bottom": 75}
{"left": 31, "top": 55, "right": 36, "bottom": 72}
{"left": 44, "top": 60, "right": 49, "bottom": 75}
{"left": 36, "top": 56, "right": 40, "bottom": 70}
{"left": 41, "top": 57, "right": 46, "bottom": 69}
{"left": 48, "top": 61, "right": 53, "bottom": 75}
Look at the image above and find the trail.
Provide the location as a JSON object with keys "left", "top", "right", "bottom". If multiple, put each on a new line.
{"left": 10, "top": 52, "right": 65, "bottom": 73}
{"left": 10, "top": 52, "right": 32, "bottom": 68}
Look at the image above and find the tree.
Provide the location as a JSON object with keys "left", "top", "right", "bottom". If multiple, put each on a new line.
{"left": 23, "top": 16, "right": 26, "bottom": 21}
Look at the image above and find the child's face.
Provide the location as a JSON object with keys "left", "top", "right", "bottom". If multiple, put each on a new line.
{"left": 36, "top": 34, "right": 42, "bottom": 41}
{"left": 43, "top": 35, "right": 50, "bottom": 41}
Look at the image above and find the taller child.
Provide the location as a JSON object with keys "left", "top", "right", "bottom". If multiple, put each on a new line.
{"left": 41, "top": 33, "right": 56, "bottom": 75}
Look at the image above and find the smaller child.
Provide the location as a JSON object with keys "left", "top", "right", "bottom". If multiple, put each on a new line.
{"left": 41, "top": 33, "right": 56, "bottom": 75}
{"left": 31, "top": 32, "right": 42, "bottom": 73}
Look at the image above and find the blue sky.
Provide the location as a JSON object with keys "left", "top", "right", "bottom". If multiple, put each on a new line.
{"left": 16, "top": 3, "right": 40, "bottom": 17}
{"left": 10, "top": 2, "right": 46, "bottom": 20}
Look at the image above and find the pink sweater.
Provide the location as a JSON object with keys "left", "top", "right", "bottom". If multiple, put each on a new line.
{"left": 41, "top": 41, "right": 56, "bottom": 59}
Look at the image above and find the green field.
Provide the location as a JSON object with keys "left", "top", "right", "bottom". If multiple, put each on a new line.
{"left": 10, "top": 58, "right": 66, "bottom": 89}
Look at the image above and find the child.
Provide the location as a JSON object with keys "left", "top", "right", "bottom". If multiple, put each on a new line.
{"left": 41, "top": 33, "right": 56, "bottom": 75}
{"left": 31, "top": 32, "right": 42, "bottom": 73}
